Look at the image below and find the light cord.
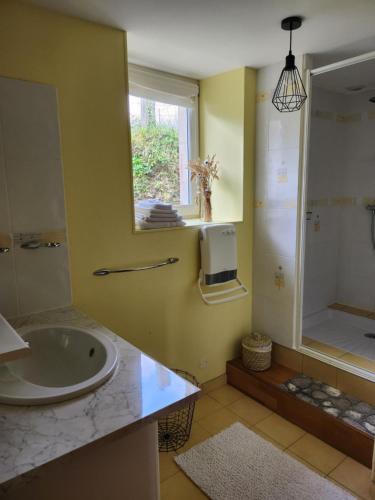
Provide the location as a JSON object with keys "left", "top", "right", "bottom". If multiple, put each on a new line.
{"left": 289, "top": 28, "right": 292, "bottom": 54}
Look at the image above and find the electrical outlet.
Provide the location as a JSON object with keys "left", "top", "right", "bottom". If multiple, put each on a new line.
{"left": 199, "top": 358, "right": 208, "bottom": 369}
{"left": 276, "top": 166, "right": 288, "bottom": 183}
{"left": 274, "top": 266, "right": 285, "bottom": 289}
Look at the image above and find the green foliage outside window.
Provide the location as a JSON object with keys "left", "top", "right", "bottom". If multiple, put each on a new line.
{"left": 131, "top": 123, "right": 180, "bottom": 203}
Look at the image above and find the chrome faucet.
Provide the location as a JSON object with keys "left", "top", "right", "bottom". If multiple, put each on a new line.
{"left": 20, "top": 240, "right": 61, "bottom": 250}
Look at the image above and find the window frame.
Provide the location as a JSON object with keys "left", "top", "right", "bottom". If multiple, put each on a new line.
{"left": 128, "top": 65, "right": 200, "bottom": 219}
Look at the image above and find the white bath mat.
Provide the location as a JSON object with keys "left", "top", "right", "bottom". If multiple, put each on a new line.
{"left": 175, "top": 423, "right": 355, "bottom": 500}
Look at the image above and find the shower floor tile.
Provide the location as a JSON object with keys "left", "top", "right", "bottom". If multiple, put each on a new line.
{"left": 303, "top": 309, "right": 375, "bottom": 363}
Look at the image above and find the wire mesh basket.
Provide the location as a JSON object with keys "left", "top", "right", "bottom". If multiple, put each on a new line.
{"left": 158, "top": 369, "right": 199, "bottom": 452}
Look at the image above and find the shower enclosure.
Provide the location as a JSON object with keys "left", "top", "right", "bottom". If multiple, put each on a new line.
{"left": 298, "top": 52, "right": 375, "bottom": 378}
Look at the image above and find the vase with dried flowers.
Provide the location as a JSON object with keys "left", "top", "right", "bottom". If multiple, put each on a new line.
{"left": 188, "top": 155, "right": 219, "bottom": 222}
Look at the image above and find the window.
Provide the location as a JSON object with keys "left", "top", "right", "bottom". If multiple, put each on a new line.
{"left": 128, "top": 65, "right": 199, "bottom": 217}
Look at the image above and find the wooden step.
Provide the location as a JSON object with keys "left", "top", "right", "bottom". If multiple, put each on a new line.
{"left": 226, "top": 358, "right": 374, "bottom": 468}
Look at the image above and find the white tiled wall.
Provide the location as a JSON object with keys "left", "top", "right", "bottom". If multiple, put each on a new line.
{"left": 304, "top": 86, "right": 375, "bottom": 314}
{"left": 253, "top": 58, "right": 304, "bottom": 348}
{"left": 0, "top": 77, "right": 71, "bottom": 318}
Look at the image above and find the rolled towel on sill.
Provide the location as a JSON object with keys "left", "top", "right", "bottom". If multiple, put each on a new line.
{"left": 138, "top": 220, "right": 186, "bottom": 230}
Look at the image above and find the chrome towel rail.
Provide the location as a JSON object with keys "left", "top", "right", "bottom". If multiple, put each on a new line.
{"left": 20, "top": 240, "right": 61, "bottom": 250}
{"left": 93, "top": 257, "right": 179, "bottom": 276}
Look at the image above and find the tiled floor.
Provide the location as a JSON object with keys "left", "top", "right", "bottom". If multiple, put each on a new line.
{"left": 159, "top": 382, "right": 374, "bottom": 500}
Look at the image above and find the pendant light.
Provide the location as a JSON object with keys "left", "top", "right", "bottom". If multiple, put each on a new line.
{"left": 272, "top": 16, "right": 307, "bottom": 112}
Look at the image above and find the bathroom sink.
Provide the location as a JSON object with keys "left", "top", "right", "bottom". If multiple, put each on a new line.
{"left": 0, "top": 324, "right": 118, "bottom": 405}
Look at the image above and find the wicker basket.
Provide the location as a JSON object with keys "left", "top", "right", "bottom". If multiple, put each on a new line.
{"left": 242, "top": 332, "right": 272, "bottom": 371}
{"left": 158, "top": 370, "right": 199, "bottom": 452}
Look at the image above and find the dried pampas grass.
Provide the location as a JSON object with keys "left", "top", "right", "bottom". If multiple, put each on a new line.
{"left": 188, "top": 154, "right": 219, "bottom": 198}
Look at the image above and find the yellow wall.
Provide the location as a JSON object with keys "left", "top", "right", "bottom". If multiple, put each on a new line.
{"left": 200, "top": 68, "right": 247, "bottom": 223}
{"left": 0, "top": 1, "right": 256, "bottom": 382}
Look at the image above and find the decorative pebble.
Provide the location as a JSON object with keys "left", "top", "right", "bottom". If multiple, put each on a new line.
{"left": 312, "top": 390, "right": 328, "bottom": 400}
{"left": 343, "top": 410, "right": 362, "bottom": 420}
{"left": 296, "top": 393, "right": 319, "bottom": 406}
{"left": 341, "top": 417, "right": 365, "bottom": 432}
{"left": 287, "top": 383, "right": 297, "bottom": 392}
{"left": 322, "top": 401, "right": 333, "bottom": 407}
{"left": 291, "top": 377, "right": 312, "bottom": 389}
{"left": 302, "top": 388, "right": 312, "bottom": 395}
{"left": 324, "top": 407, "right": 339, "bottom": 417}
{"left": 322, "top": 385, "right": 341, "bottom": 397}
{"left": 311, "top": 384, "right": 321, "bottom": 391}
{"left": 352, "top": 402, "right": 373, "bottom": 415}
{"left": 346, "top": 395, "right": 360, "bottom": 404}
{"left": 367, "top": 414, "right": 375, "bottom": 425}
{"left": 334, "top": 398, "right": 351, "bottom": 411}
{"left": 364, "top": 422, "right": 375, "bottom": 435}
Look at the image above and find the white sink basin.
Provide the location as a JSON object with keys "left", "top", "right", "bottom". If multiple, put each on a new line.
{"left": 0, "top": 324, "right": 118, "bottom": 405}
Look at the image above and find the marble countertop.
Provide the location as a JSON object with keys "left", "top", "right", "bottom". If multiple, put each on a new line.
{"left": 0, "top": 307, "right": 200, "bottom": 489}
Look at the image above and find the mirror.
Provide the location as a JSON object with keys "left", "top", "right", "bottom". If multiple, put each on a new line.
{"left": 301, "top": 55, "right": 375, "bottom": 376}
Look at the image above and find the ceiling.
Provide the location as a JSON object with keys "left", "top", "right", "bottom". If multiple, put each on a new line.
{"left": 25, "top": 0, "right": 375, "bottom": 79}
{"left": 314, "top": 57, "right": 375, "bottom": 95}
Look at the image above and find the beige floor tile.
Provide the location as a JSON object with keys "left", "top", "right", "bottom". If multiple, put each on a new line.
{"left": 251, "top": 427, "right": 286, "bottom": 450}
{"left": 208, "top": 384, "right": 244, "bottom": 406}
{"left": 329, "top": 457, "right": 373, "bottom": 500}
{"left": 288, "top": 433, "right": 345, "bottom": 474}
{"left": 201, "top": 374, "right": 226, "bottom": 394}
{"left": 193, "top": 394, "right": 222, "bottom": 421}
{"left": 307, "top": 341, "right": 347, "bottom": 359}
{"left": 176, "top": 422, "right": 211, "bottom": 454}
{"left": 340, "top": 353, "right": 375, "bottom": 373}
{"left": 198, "top": 407, "right": 246, "bottom": 436}
{"left": 160, "top": 471, "right": 208, "bottom": 499}
{"left": 329, "top": 478, "right": 365, "bottom": 499}
{"left": 228, "top": 395, "right": 273, "bottom": 426}
{"left": 159, "top": 451, "right": 179, "bottom": 482}
{"left": 285, "top": 450, "right": 325, "bottom": 476}
{"left": 255, "top": 413, "right": 305, "bottom": 448}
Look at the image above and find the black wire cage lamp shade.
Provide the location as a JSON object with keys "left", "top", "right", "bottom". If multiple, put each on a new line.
{"left": 272, "top": 16, "right": 307, "bottom": 113}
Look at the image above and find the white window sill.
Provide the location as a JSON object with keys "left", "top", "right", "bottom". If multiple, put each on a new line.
{"left": 133, "top": 217, "right": 242, "bottom": 234}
